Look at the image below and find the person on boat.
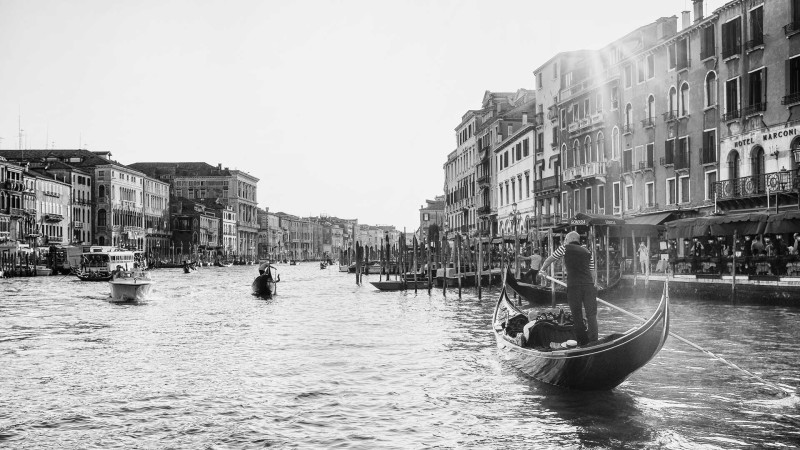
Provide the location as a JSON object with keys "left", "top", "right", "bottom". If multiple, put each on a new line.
{"left": 258, "top": 260, "right": 272, "bottom": 276}
{"left": 524, "top": 248, "right": 542, "bottom": 284}
{"left": 538, "top": 231, "right": 597, "bottom": 346}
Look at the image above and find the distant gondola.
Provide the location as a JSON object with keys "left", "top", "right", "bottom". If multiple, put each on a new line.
{"left": 504, "top": 267, "right": 621, "bottom": 305}
{"left": 252, "top": 263, "right": 280, "bottom": 297}
{"left": 492, "top": 272, "right": 670, "bottom": 390}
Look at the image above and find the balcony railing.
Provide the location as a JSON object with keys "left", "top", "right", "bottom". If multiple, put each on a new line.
{"left": 568, "top": 122, "right": 579, "bottom": 132}
{"left": 563, "top": 161, "right": 606, "bottom": 183}
{"left": 784, "top": 21, "right": 800, "bottom": 36}
{"left": 722, "top": 43, "right": 741, "bottom": 59}
{"left": 713, "top": 170, "right": 795, "bottom": 200}
{"left": 721, "top": 109, "right": 741, "bottom": 121}
{"left": 477, "top": 206, "right": 491, "bottom": 215}
{"left": 9, "top": 207, "right": 24, "bottom": 217}
{"left": 662, "top": 111, "right": 678, "bottom": 122}
{"left": 534, "top": 175, "right": 560, "bottom": 192}
{"left": 783, "top": 92, "right": 800, "bottom": 105}
{"left": 44, "top": 213, "right": 64, "bottom": 223}
{"left": 639, "top": 160, "right": 654, "bottom": 170}
{"left": 742, "top": 102, "right": 767, "bottom": 116}
{"left": 699, "top": 147, "right": 716, "bottom": 165}
{"left": 641, "top": 117, "right": 655, "bottom": 128}
{"left": 477, "top": 174, "right": 489, "bottom": 185}
{"left": 745, "top": 34, "right": 764, "bottom": 52}
{"left": 622, "top": 123, "right": 633, "bottom": 135}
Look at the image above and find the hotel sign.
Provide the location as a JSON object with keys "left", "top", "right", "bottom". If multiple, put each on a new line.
{"left": 727, "top": 126, "right": 799, "bottom": 153}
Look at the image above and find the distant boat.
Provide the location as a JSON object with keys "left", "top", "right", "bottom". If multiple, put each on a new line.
{"left": 289, "top": 260, "right": 297, "bottom": 266}
{"left": 75, "top": 247, "right": 135, "bottom": 282}
{"left": 109, "top": 269, "right": 153, "bottom": 302}
{"left": 35, "top": 265, "right": 52, "bottom": 276}
{"left": 320, "top": 261, "right": 328, "bottom": 270}
{"left": 252, "top": 264, "right": 280, "bottom": 297}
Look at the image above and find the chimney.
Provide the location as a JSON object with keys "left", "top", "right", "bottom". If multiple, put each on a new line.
{"left": 522, "top": 112, "right": 528, "bottom": 124}
{"left": 217, "top": 163, "right": 222, "bottom": 170}
{"left": 657, "top": 16, "right": 678, "bottom": 40}
{"left": 681, "top": 10, "right": 691, "bottom": 30}
{"left": 693, "top": 0, "right": 704, "bottom": 23}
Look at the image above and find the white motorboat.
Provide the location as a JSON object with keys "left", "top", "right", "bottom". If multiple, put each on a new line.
{"left": 108, "top": 270, "right": 153, "bottom": 302}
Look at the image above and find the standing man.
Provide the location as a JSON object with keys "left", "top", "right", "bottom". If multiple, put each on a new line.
{"left": 524, "top": 248, "right": 543, "bottom": 284}
{"left": 538, "top": 231, "right": 597, "bottom": 346}
{"left": 638, "top": 242, "right": 650, "bottom": 275}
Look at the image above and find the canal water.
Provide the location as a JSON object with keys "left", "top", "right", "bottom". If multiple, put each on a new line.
{"left": 2, "top": 264, "right": 799, "bottom": 449}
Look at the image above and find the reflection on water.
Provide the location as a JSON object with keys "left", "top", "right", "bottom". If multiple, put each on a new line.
{"left": 0, "top": 265, "right": 798, "bottom": 448}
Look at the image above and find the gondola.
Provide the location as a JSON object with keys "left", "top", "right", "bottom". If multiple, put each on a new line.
{"left": 504, "top": 267, "right": 622, "bottom": 305}
{"left": 252, "top": 265, "right": 280, "bottom": 297}
{"left": 492, "top": 272, "right": 669, "bottom": 391}
{"left": 320, "top": 261, "right": 328, "bottom": 270}
{"left": 75, "top": 271, "right": 113, "bottom": 282}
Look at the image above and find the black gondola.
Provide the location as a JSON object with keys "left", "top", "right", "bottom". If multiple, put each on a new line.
{"left": 252, "top": 265, "right": 280, "bottom": 297}
{"left": 492, "top": 273, "right": 670, "bottom": 390}
{"left": 504, "top": 267, "right": 621, "bottom": 304}
{"left": 75, "top": 271, "right": 113, "bottom": 282}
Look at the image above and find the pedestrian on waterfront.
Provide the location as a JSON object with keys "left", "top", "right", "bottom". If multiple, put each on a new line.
{"left": 638, "top": 242, "right": 650, "bottom": 275}
{"left": 751, "top": 235, "right": 765, "bottom": 256}
{"left": 692, "top": 239, "right": 705, "bottom": 257}
{"left": 792, "top": 233, "right": 800, "bottom": 255}
{"left": 538, "top": 231, "right": 597, "bottom": 346}
{"left": 765, "top": 238, "right": 775, "bottom": 257}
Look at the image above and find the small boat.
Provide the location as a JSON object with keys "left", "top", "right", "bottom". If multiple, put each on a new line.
{"left": 35, "top": 265, "right": 53, "bottom": 276}
{"left": 183, "top": 262, "right": 198, "bottom": 273}
{"left": 214, "top": 260, "right": 233, "bottom": 268}
{"left": 75, "top": 271, "right": 114, "bottom": 281}
{"left": 108, "top": 269, "right": 153, "bottom": 302}
{"left": 504, "top": 268, "right": 621, "bottom": 304}
{"left": 289, "top": 260, "right": 297, "bottom": 266}
{"left": 492, "top": 273, "right": 669, "bottom": 391}
{"left": 75, "top": 247, "right": 135, "bottom": 282}
{"left": 320, "top": 261, "right": 328, "bottom": 270}
{"left": 252, "top": 264, "right": 280, "bottom": 297}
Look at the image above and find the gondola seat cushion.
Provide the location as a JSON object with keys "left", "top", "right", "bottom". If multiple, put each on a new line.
{"left": 526, "top": 321, "right": 577, "bottom": 349}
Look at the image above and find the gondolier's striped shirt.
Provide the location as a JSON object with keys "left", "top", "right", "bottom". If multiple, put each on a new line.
{"left": 551, "top": 244, "right": 595, "bottom": 271}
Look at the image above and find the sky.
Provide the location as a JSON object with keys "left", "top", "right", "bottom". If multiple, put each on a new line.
{"left": 0, "top": 0, "right": 727, "bottom": 230}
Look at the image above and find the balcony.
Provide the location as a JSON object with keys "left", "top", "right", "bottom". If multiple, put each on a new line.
{"left": 638, "top": 160, "right": 654, "bottom": 171}
{"left": 721, "top": 109, "right": 741, "bottom": 121}
{"left": 783, "top": 92, "right": 800, "bottom": 105}
{"left": 477, "top": 174, "right": 490, "bottom": 185}
{"left": 742, "top": 102, "right": 766, "bottom": 117}
{"left": 699, "top": 147, "right": 716, "bottom": 165}
{"left": 534, "top": 112, "right": 544, "bottom": 127}
{"left": 745, "top": 34, "right": 764, "bottom": 52}
{"left": 785, "top": 21, "right": 800, "bottom": 36}
{"left": 477, "top": 206, "right": 491, "bottom": 215}
{"left": 662, "top": 111, "right": 678, "bottom": 122}
{"left": 44, "top": 213, "right": 64, "bottom": 223}
{"left": 10, "top": 207, "right": 24, "bottom": 217}
{"left": 563, "top": 161, "right": 606, "bottom": 183}
{"left": 622, "top": 123, "right": 633, "bottom": 135}
{"left": 74, "top": 221, "right": 84, "bottom": 229}
{"left": 713, "top": 170, "right": 794, "bottom": 200}
{"left": 722, "top": 43, "right": 741, "bottom": 60}
{"left": 534, "top": 175, "right": 560, "bottom": 193}
{"left": 640, "top": 117, "right": 655, "bottom": 129}
{"left": 568, "top": 122, "right": 579, "bottom": 132}
{"left": 591, "top": 112, "right": 603, "bottom": 124}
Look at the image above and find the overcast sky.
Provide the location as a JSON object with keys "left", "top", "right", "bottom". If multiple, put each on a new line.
{"left": 0, "top": 0, "right": 726, "bottom": 230}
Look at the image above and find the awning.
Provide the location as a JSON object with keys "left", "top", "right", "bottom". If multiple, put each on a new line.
{"left": 665, "top": 212, "right": 769, "bottom": 239}
{"left": 570, "top": 212, "right": 625, "bottom": 226}
{"left": 626, "top": 212, "right": 673, "bottom": 226}
{"left": 765, "top": 210, "right": 800, "bottom": 234}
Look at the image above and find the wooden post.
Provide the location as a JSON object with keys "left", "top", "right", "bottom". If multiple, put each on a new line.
{"left": 441, "top": 231, "right": 447, "bottom": 296}
{"left": 427, "top": 237, "right": 432, "bottom": 293}
{"left": 413, "top": 235, "right": 418, "bottom": 295}
{"left": 457, "top": 234, "right": 462, "bottom": 298}
{"left": 605, "top": 231, "right": 610, "bottom": 288}
{"left": 732, "top": 229, "right": 737, "bottom": 300}
{"left": 591, "top": 225, "right": 598, "bottom": 284}
{"left": 549, "top": 228, "right": 556, "bottom": 307}
{"left": 632, "top": 230, "right": 637, "bottom": 287}
{"left": 646, "top": 235, "right": 651, "bottom": 286}
{"left": 477, "top": 237, "right": 483, "bottom": 299}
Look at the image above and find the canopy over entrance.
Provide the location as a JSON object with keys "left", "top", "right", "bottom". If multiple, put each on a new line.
{"left": 665, "top": 212, "right": 769, "bottom": 239}
{"left": 765, "top": 210, "right": 800, "bottom": 234}
{"left": 570, "top": 212, "right": 625, "bottom": 227}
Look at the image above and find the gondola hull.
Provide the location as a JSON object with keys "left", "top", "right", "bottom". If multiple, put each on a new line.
{"left": 493, "top": 282, "right": 669, "bottom": 390}
{"left": 504, "top": 268, "right": 620, "bottom": 305}
{"left": 251, "top": 274, "right": 277, "bottom": 297}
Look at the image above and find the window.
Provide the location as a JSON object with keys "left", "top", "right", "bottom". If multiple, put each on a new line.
{"left": 705, "top": 71, "right": 717, "bottom": 107}
{"left": 98, "top": 209, "right": 107, "bottom": 227}
{"left": 726, "top": 77, "right": 740, "bottom": 117}
{"left": 584, "top": 136, "right": 592, "bottom": 164}
{"left": 625, "top": 185, "right": 633, "bottom": 210}
{"left": 598, "top": 185, "right": 605, "bottom": 212}
{"left": 668, "top": 86, "right": 677, "bottom": 117}
{"left": 637, "top": 58, "right": 645, "bottom": 83}
{"left": 612, "top": 182, "right": 621, "bottom": 213}
{"left": 748, "top": 68, "right": 766, "bottom": 111}
{"left": 611, "top": 86, "right": 619, "bottom": 109}
{"left": 562, "top": 191, "right": 568, "bottom": 216}
{"left": 572, "top": 104, "right": 579, "bottom": 123}
{"left": 676, "top": 37, "right": 689, "bottom": 70}
{"left": 665, "top": 139, "right": 675, "bottom": 165}
{"left": 624, "top": 64, "right": 633, "bottom": 88}
{"left": 787, "top": 56, "right": 800, "bottom": 104}
{"left": 701, "top": 25, "right": 716, "bottom": 59}
{"left": 679, "top": 176, "right": 690, "bottom": 203}
{"left": 666, "top": 178, "right": 676, "bottom": 205}
{"left": 585, "top": 188, "right": 593, "bottom": 213}
{"left": 583, "top": 98, "right": 590, "bottom": 118}
{"left": 728, "top": 150, "right": 741, "bottom": 181}
{"left": 596, "top": 93, "right": 603, "bottom": 112}
{"left": 668, "top": 43, "right": 676, "bottom": 70}
{"left": 646, "top": 54, "right": 655, "bottom": 79}
{"left": 565, "top": 71, "right": 573, "bottom": 87}
{"left": 560, "top": 109, "right": 566, "bottom": 129}
{"left": 536, "top": 133, "right": 543, "bottom": 153}
{"left": 749, "top": 6, "right": 764, "bottom": 49}
{"left": 679, "top": 83, "right": 689, "bottom": 116}
{"left": 499, "top": 185, "right": 503, "bottom": 206}
{"left": 523, "top": 138, "right": 529, "bottom": 157}
{"left": 516, "top": 142, "right": 522, "bottom": 161}
{"left": 645, "top": 182, "right": 655, "bottom": 207}
{"left": 597, "top": 132, "right": 605, "bottom": 161}
{"left": 572, "top": 140, "right": 580, "bottom": 167}
{"left": 646, "top": 143, "right": 654, "bottom": 168}
{"left": 536, "top": 72, "right": 543, "bottom": 89}
{"left": 573, "top": 189, "right": 580, "bottom": 212}
{"left": 611, "top": 127, "right": 620, "bottom": 159}
{"left": 702, "top": 129, "right": 717, "bottom": 164}
{"left": 722, "top": 17, "right": 742, "bottom": 59}
{"left": 705, "top": 171, "right": 717, "bottom": 200}
{"left": 504, "top": 151, "right": 509, "bottom": 168}
{"left": 647, "top": 95, "right": 655, "bottom": 121}
{"left": 624, "top": 103, "right": 632, "bottom": 128}
{"left": 525, "top": 173, "right": 530, "bottom": 198}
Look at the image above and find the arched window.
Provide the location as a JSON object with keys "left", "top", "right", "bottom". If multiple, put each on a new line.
{"left": 584, "top": 136, "right": 592, "bottom": 164}
{"left": 751, "top": 146, "right": 765, "bottom": 193}
{"left": 680, "top": 83, "right": 690, "bottom": 116}
{"left": 611, "top": 127, "right": 620, "bottom": 159}
{"left": 705, "top": 71, "right": 717, "bottom": 107}
{"left": 728, "top": 151, "right": 740, "bottom": 180}
{"left": 625, "top": 103, "right": 632, "bottom": 127}
{"left": 97, "top": 209, "right": 106, "bottom": 227}
{"left": 572, "top": 140, "right": 580, "bottom": 167}
{"left": 596, "top": 131, "right": 605, "bottom": 161}
{"left": 647, "top": 95, "right": 655, "bottom": 121}
{"left": 669, "top": 86, "right": 677, "bottom": 115}
{"left": 98, "top": 236, "right": 105, "bottom": 246}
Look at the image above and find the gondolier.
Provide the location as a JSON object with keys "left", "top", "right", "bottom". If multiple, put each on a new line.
{"left": 538, "top": 231, "right": 597, "bottom": 346}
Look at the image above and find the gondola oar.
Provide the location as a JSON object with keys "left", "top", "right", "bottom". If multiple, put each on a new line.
{"left": 542, "top": 274, "right": 794, "bottom": 398}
